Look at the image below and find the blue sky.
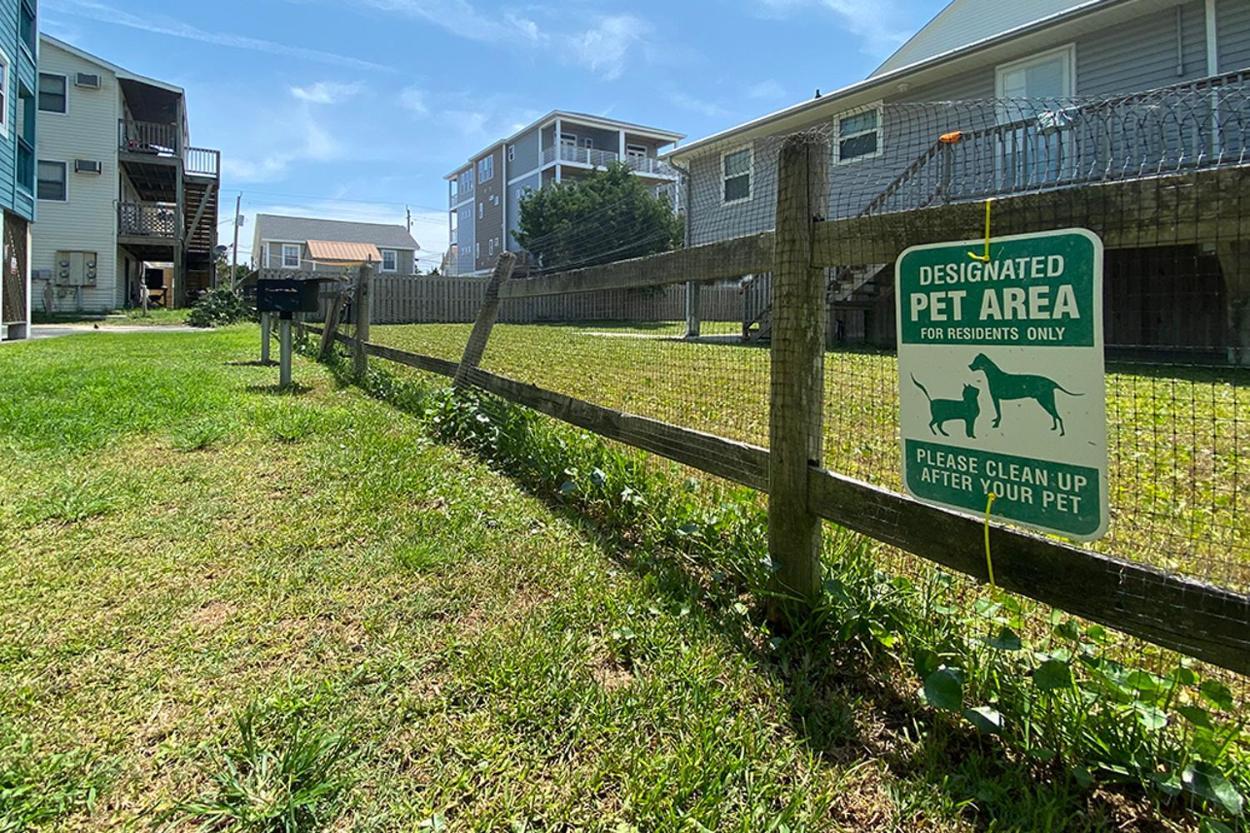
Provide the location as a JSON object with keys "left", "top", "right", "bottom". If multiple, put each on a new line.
{"left": 41, "top": 0, "right": 947, "bottom": 268}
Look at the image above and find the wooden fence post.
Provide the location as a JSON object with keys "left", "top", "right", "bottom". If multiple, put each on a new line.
{"left": 353, "top": 261, "right": 373, "bottom": 377}
{"left": 454, "top": 252, "right": 517, "bottom": 387}
{"left": 319, "top": 281, "right": 348, "bottom": 362}
{"left": 768, "top": 132, "right": 830, "bottom": 620}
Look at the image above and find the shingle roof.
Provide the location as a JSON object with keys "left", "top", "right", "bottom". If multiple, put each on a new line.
{"left": 255, "top": 214, "right": 420, "bottom": 250}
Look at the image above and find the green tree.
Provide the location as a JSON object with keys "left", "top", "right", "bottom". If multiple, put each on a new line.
{"left": 513, "top": 163, "right": 683, "bottom": 271}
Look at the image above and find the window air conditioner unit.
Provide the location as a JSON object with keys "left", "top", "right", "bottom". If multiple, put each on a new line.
{"left": 75, "top": 73, "right": 102, "bottom": 89}
{"left": 75, "top": 159, "right": 103, "bottom": 175}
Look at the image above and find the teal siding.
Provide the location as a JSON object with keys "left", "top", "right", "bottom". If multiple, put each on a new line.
{"left": 0, "top": 0, "right": 35, "bottom": 222}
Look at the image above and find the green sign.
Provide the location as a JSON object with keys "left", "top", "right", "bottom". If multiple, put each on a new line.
{"left": 896, "top": 228, "right": 1108, "bottom": 541}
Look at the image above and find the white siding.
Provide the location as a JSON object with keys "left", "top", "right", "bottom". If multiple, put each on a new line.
{"left": 31, "top": 41, "right": 121, "bottom": 314}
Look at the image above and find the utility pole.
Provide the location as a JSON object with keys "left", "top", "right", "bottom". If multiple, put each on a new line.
{"left": 406, "top": 205, "right": 412, "bottom": 235}
{"left": 230, "top": 194, "right": 242, "bottom": 290}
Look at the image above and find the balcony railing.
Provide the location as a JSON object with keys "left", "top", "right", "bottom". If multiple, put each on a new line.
{"left": 542, "top": 144, "right": 621, "bottom": 168}
{"left": 859, "top": 71, "right": 1250, "bottom": 218}
{"left": 119, "top": 119, "right": 179, "bottom": 157}
{"left": 623, "top": 154, "right": 680, "bottom": 178}
{"left": 185, "top": 147, "right": 220, "bottom": 178}
{"left": 450, "top": 184, "right": 474, "bottom": 208}
{"left": 118, "top": 201, "right": 179, "bottom": 239}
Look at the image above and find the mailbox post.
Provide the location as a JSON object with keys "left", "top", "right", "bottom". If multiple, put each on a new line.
{"left": 260, "top": 312, "right": 272, "bottom": 364}
{"left": 256, "top": 278, "right": 322, "bottom": 389}
{"left": 279, "top": 313, "right": 293, "bottom": 387}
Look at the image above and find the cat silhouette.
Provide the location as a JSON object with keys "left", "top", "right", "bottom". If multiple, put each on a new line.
{"left": 912, "top": 375, "right": 980, "bottom": 439}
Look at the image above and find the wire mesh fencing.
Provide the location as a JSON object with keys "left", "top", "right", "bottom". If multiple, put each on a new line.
{"left": 363, "top": 72, "right": 1250, "bottom": 608}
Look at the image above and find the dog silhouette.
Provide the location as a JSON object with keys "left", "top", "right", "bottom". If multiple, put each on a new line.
{"left": 912, "top": 375, "right": 980, "bottom": 438}
{"left": 968, "top": 353, "right": 1083, "bottom": 436}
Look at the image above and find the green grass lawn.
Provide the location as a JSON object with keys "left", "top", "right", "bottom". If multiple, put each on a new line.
{"left": 370, "top": 321, "right": 1250, "bottom": 592}
{"left": 2, "top": 326, "right": 1230, "bottom": 832}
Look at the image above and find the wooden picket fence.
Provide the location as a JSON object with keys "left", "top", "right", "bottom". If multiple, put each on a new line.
{"left": 260, "top": 270, "right": 746, "bottom": 325}
{"left": 306, "top": 137, "right": 1250, "bottom": 677}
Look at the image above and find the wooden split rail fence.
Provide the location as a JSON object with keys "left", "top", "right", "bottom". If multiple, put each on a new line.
{"left": 307, "top": 140, "right": 1250, "bottom": 676}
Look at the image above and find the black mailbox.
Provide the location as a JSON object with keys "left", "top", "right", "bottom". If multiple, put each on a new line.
{"left": 256, "top": 279, "right": 320, "bottom": 314}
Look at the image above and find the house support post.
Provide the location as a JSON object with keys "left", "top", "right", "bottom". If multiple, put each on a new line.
{"left": 767, "top": 133, "right": 830, "bottom": 623}
{"left": 685, "top": 281, "right": 701, "bottom": 339}
{"left": 1219, "top": 243, "right": 1250, "bottom": 366}
{"left": 260, "top": 312, "right": 272, "bottom": 364}
{"left": 455, "top": 252, "right": 516, "bottom": 388}
{"left": 353, "top": 262, "right": 373, "bottom": 378}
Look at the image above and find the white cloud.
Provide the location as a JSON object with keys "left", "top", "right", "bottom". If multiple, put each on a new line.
{"left": 757, "top": 0, "right": 910, "bottom": 58}
{"left": 355, "top": 0, "right": 544, "bottom": 44}
{"left": 747, "top": 80, "right": 786, "bottom": 100}
{"left": 398, "top": 86, "right": 429, "bottom": 116}
{"left": 665, "top": 89, "right": 730, "bottom": 119}
{"left": 223, "top": 116, "right": 342, "bottom": 184}
{"left": 47, "top": 0, "right": 393, "bottom": 72}
{"left": 291, "top": 81, "right": 364, "bottom": 105}
{"left": 572, "top": 15, "right": 651, "bottom": 81}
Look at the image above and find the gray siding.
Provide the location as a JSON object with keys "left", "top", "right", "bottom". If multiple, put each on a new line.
{"left": 510, "top": 127, "right": 542, "bottom": 176}
{"left": 456, "top": 201, "right": 475, "bottom": 274}
{"left": 1219, "top": 0, "right": 1250, "bottom": 72}
{"left": 506, "top": 171, "right": 540, "bottom": 252}
{"left": 687, "top": 0, "right": 1222, "bottom": 247}
{"left": 1077, "top": 0, "right": 1208, "bottom": 95}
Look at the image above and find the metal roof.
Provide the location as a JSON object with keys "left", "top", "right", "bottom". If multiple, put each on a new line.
{"left": 255, "top": 215, "right": 420, "bottom": 250}
{"left": 307, "top": 240, "right": 384, "bottom": 263}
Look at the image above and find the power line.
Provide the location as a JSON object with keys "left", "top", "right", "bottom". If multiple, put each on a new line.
{"left": 220, "top": 186, "right": 448, "bottom": 216}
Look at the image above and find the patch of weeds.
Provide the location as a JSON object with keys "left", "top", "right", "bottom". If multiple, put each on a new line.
{"left": 171, "top": 420, "right": 230, "bottom": 453}
{"left": 16, "top": 472, "right": 119, "bottom": 525}
{"left": 267, "top": 409, "right": 319, "bottom": 444}
{"left": 0, "top": 729, "right": 106, "bottom": 831}
{"left": 178, "top": 702, "right": 353, "bottom": 833}
{"left": 393, "top": 538, "right": 456, "bottom": 573}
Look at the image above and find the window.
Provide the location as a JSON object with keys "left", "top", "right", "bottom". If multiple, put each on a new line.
{"left": 0, "top": 51, "right": 10, "bottom": 136}
{"left": 478, "top": 202, "right": 484, "bottom": 219}
{"left": 488, "top": 238, "right": 496, "bottom": 256}
{"left": 626, "top": 143, "right": 648, "bottom": 159}
{"left": 834, "top": 105, "right": 882, "bottom": 163}
{"left": 281, "top": 244, "right": 301, "bottom": 269}
{"left": 39, "top": 74, "right": 67, "bottom": 114}
{"left": 722, "top": 147, "right": 752, "bottom": 204}
{"left": 560, "top": 133, "right": 577, "bottom": 148}
{"left": 381, "top": 249, "right": 398, "bottom": 272}
{"left": 995, "top": 45, "right": 1075, "bottom": 101}
{"left": 507, "top": 145, "right": 515, "bottom": 162}
{"left": 581, "top": 138, "right": 593, "bottom": 149}
{"left": 37, "top": 161, "right": 67, "bottom": 201}
{"left": 19, "top": 2, "right": 34, "bottom": 55}
{"left": 477, "top": 155, "right": 494, "bottom": 182}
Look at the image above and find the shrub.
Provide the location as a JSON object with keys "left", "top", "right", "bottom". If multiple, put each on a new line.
{"left": 187, "top": 288, "right": 248, "bottom": 328}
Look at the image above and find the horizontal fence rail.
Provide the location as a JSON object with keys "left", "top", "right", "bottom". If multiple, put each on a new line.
{"left": 306, "top": 323, "right": 1250, "bottom": 675}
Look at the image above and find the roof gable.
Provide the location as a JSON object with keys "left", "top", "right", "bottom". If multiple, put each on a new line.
{"left": 255, "top": 215, "right": 421, "bottom": 250}
{"left": 872, "top": 0, "right": 1102, "bottom": 76}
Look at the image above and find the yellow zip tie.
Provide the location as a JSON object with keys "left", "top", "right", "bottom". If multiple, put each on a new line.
{"left": 983, "top": 492, "right": 998, "bottom": 589}
{"left": 968, "top": 198, "right": 994, "bottom": 262}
